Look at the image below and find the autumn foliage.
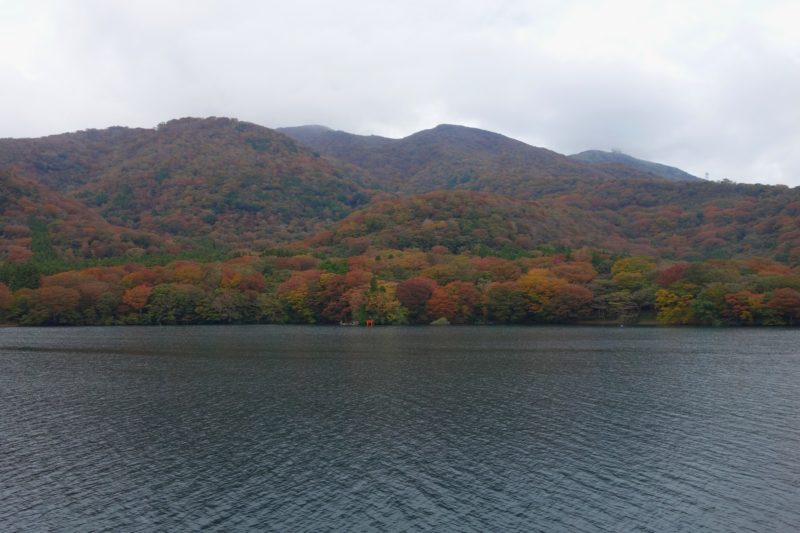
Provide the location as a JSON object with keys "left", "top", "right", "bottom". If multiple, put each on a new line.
{"left": 0, "top": 246, "right": 799, "bottom": 327}
{"left": 1, "top": 118, "right": 800, "bottom": 327}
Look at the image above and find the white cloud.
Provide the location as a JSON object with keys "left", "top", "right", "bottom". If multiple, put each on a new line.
{"left": 0, "top": 0, "right": 797, "bottom": 185}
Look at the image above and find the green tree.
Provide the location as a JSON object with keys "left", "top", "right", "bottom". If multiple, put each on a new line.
{"left": 486, "top": 282, "right": 528, "bottom": 323}
{"left": 146, "top": 284, "right": 205, "bottom": 324}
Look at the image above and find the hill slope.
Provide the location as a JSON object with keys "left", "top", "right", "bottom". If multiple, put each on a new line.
{"left": 305, "top": 189, "right": 621, "bottom": 255}
{"left": 303, "top": 182, "right": 800, "bottom": 262}
{"left": 1, "top": 169, "right": 172, "bottom": 263}
{"left": 0, "top": 118, "right": 374, "bottom": 249}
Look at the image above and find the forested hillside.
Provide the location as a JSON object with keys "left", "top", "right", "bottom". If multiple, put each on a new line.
{"left": 280, "top": 123, "right": 800, "bottom": 262}
{"left": 0, "top": 169, "right": 173, "bottom": 264}
{"left": 301, "top": 183, "right": 800, "bottom": 262}
{"left": 1, "top": 118, "right": 374, "bottom": 252}
{"left": 1, "top": 117, "right": 799, "bottom": 326}
{"left": 304, "top": 190, "right": 617, "bottom": 256}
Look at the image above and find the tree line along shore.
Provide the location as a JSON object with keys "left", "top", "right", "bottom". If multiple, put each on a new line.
{"left": 2, "top": 247, "right": 799, "bottom": 327}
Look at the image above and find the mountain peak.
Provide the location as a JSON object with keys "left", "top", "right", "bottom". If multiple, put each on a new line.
{"left": 282, "top": 124, "right": 333, "bottom": 133}
{"left": 422, "top": 123, "right": 497, "bottom": 136}
{"left": 406, "top": 123, "right": 518, "bottom": 147}
{"left": 431, "top": 123, "right": 472, "bottom": 131}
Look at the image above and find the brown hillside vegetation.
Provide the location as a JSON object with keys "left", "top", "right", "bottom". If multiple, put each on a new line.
{"left": 0, "top": 117, "right": 798, "bottom": 267}
{"left": 2, "top": 117, "right": 800, "bottom": 326}
{"left": 304, "top": 186, "right": 800, "bottom": 262}
{"left": 0, "top": 118, "right": 374, "bottom": 250}
{"left": 305, "top": 190, "right": 624, "bottom": 255}
{"left": 1, "top": 169, "right": 173, "bottom": 262}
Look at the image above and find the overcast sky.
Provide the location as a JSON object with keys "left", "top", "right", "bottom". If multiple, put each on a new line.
{"left": 2, "top": 0, "right": 798, "bottom": 185}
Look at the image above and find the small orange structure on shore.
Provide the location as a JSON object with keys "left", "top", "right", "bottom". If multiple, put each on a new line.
{"left": 365, "top": 319, "right": 374, "bottom": 327}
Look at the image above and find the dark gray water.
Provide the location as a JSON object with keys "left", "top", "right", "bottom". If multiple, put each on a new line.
{"left": 1, "top": 326, "right": 798, "bottom": 532}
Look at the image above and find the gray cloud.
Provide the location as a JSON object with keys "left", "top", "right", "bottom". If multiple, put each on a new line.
{"left": 1, "top": 0, "right": 798, "bottom": 185}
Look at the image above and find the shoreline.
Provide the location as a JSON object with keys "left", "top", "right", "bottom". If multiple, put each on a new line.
{"left": 0, "top": 321, "right": 791, "bottom": 328}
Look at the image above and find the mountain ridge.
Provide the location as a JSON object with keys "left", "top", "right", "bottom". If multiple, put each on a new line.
{"left": 570, "top": 149, "right": 701, "bottom": 182}
{"left": 278, "top": 123, "right": 659, "bottom": 195}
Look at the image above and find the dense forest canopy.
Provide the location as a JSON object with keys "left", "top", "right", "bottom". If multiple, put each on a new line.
{"left": 2, "top": 249, "right": 799, "bottom": 327}
{"left": 1, "top": 117, "right": 798, "bottom": 326}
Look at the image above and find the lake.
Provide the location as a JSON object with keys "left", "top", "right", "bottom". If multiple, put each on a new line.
{"left": 1, "top": 326, "right": 798, "bottom": 531}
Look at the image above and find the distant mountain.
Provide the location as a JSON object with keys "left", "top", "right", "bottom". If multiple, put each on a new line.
{"left": 0, "top": 118, "right": 374, "bottom": 253}
{"left": 569, "top": 150, "right": 702, "bottom": 182}
{"left": 279, "top": 124, "right": 667, "bottom": 195}
{"left": 278, "top": 125, "right": 395, "bottom": 155}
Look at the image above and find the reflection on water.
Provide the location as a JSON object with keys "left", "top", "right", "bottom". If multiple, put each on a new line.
{"left": 1, "top": 326, "right": 799, "bottom": 531}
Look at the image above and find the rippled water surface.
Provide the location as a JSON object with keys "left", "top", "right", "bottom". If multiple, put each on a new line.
{"left": 1, "top": 326, "right": 799, "bottom": 531}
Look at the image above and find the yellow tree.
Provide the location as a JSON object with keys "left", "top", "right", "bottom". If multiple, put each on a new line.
{"left": 517, "top": 268, "right": 566, "bottom": 315}
{"left": 655, "top": 289, "right": 694, "bottom": 325}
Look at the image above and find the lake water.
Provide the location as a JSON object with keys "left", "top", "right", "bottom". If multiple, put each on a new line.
{"left": 1, "top": 326, "right": 798, "bottom": 531}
